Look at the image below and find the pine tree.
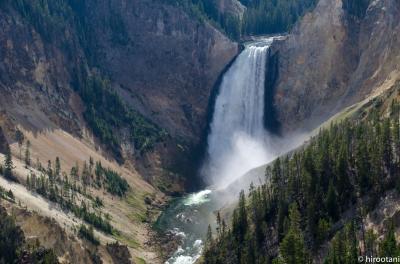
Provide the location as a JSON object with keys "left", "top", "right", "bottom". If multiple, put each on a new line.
{"left": 306, "top": 199, "right": 317, "bottom": 249}
{"left": 280, "top": 203, "right": 308, "bottom": 264}
{"left": 277, "top": 199, "right": 287, "bottom": 240}
{"left": 355, "top": 137, "right": 370, "bottom": 195}
{"left": 380, "top": 222, "right": 398, "bottom": 257}
{"left": 95, "top": 161, "right": 103, "bottom": 187}
{"left": 365, "top": 229, "right": 377, "bottom": 257}
{"left": 47, "top": 160, "right": 53, "bottom": 184}
{"left": 204, "top": 224, "right": 215, "bottom": 263}
{"left": 3, "top": 144, "right": 15, "bottom": 181}
{"left": 381, "top": 119, "right": 392, "bottom": 175}
{"left": 336, "top": 141, "right": 351, "bottom": 204}
{"left": 316, "top": 218, "right": 330, "bottom": 246}
{"left": 326, "top": 180, "right": 338, "bottom": 221}
{"left": 14, "top": 130, "right": 24, "bottom": 159}
{"left": 89, "top": 156, "right": 94, "bottom": 174}
{"left": 206, "top": 224, "right": 213, "bottom": 248}
{"left": 26, "top": 175, "right": 31, "bottom": 190}
{"left": 393, "top": 116, "right": 400, "bottom": 165}
{"left": 234, "top": 190, "right": 248, "bottom": 243}
{"left": 272, "top": 158, "right": 282, "bottom": 194}
{"left": 221, "top": 219, "right": 226, "bottom": 236}
{"left": 216, "top": 211, "right": 222, "bottom": 238}
{"left": 36, "top": 158, "right": 42, "bottom": 171}
{"left": 82, "top": 161, "right": 91, "bottom": 188}
{"left": 344, "top": 222, "right": 358, "bottom": 264}
{"left": 55, "top": 157, "right": 61, "bottom": 181}
{"left": 325, "top": 230, "right": 345, "bottom": 263}
{"left": 70, "top": 162, "right": 79, "bottom": 183}
{"left": 24, "top": 140, "right": 31, "bottom": 167}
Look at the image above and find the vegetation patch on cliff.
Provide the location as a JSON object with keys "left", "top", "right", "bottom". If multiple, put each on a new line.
{"left": 77, "top": 74, "right": 167, "bottom": 160}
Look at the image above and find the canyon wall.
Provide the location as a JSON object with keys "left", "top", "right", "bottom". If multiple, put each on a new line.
{"left": 0, "top": 0, "right": 238, "bottom": 190}
{"left": 271, "top": 0, "right": 400, "bottom": 132}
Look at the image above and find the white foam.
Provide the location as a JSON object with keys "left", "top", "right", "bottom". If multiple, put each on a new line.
{"left": 183, "top": 190, "right": 212, "bottom": 206}
{"left": 203, "top": 38, "right": 278, "bottom": 188}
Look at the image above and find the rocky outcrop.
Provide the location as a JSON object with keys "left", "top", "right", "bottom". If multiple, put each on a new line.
{"left": 271, "top": 0, "right": 400, "bottom": 132}
{"left": 106, "top": 242, "right": 132, "bottom": 264}
{"left": 0, "top": 0, "right": 238, "bottom": 188}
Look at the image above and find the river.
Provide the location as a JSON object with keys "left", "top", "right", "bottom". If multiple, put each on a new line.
{"left": 155, "top": 190, "right": 221, "bottom": 264}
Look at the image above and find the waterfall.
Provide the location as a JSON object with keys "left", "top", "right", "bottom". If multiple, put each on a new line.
{"left": 160, "top": 37, "right": 297, "bottom": 264}
{"left": 203, "top": 37, "right": 279, "bottom": 188}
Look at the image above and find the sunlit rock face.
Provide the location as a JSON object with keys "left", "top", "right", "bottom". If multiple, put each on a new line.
{"left": 271, "top": 0, "right": 400, "bottom": 132}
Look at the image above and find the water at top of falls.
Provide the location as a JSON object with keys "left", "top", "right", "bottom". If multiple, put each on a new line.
{"left": 203, "top": 36, "right": 280, "bottom": 188}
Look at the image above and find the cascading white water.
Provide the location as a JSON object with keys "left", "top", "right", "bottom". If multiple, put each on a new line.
{"left": 203, "top": 37, "right": 278, "bottom": 188}
{"left": 160, "top": 37, "right": 290, "bottom": 264}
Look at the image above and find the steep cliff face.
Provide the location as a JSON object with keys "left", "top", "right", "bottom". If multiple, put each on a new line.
{"left": 0, "top": 5, "right": 82, "bottom": 134}
{"left": 271, "top": 0, "right": 400, "bottom": 132}
{"left": 0, "top": 0, "right": 238, "bottom": 189}
{"left": 87, "top": 0, "right": 238, "bottom": 143}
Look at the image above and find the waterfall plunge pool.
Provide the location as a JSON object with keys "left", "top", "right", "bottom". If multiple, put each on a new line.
{"left": 154, "top": 190, "right": 224, "bottom": 264}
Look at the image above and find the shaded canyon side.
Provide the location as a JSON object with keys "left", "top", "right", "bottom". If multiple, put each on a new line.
{"left": 0, "top": 0, "right": 239, "bottom": 193}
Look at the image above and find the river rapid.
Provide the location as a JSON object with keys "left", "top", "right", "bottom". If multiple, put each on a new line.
{"left": 155, "top": 190, "right": 220, "bottom": 264}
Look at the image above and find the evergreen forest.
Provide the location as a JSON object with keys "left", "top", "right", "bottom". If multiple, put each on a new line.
{"left": 203, "top": 87, "right": 400, "bottom": 264}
